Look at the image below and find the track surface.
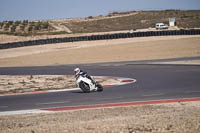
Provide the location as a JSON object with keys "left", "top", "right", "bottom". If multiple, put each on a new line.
{"left": 0, "top": 61, "right": 200, "bottom": 112}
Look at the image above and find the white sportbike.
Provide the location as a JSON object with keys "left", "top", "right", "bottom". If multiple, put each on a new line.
{"left": 75, "top": 75, "right": 103, "bottom": 93}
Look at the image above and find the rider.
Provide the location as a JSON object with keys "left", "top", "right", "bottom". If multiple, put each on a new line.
{"left": 74, "top": 68, "right": 96, "bottom": 84}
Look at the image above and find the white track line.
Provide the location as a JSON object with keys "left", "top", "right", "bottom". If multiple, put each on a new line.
{"left": 0, "top": 109, "right": 50, "bottom": 116}
{"left": 48, "top": 88, "right": 80, "bottom": 92}
{"left": 142, "top": 93, "right": 165, "bottom": 97}
{"left": 36, "top": 101, "right": 70, "bottom": 105}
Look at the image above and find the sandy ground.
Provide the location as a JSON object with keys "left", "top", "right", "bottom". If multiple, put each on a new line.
{"left": 0, "top": 101, "right": 200, "bottom": 133}
{"left": 0, "top": 35, "right": 200, "bottom": 67}
{"left": 0, "top": 75, "right": 118, "bottom": 95}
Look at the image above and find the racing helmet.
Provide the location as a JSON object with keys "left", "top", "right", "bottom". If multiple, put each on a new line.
{"left": 74, "top": 68, "right": 81, "bottom": 76}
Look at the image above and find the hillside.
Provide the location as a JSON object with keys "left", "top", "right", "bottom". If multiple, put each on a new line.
{"left": 65, "top": 10, "right": 200, "bottom": 33}
{"left": 0, "top": 10, "right": 200, "bottom": 36}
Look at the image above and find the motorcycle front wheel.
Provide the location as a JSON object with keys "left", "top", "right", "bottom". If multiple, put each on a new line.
{"left": 79, "top": 81, "right": 90, "bottom": 93}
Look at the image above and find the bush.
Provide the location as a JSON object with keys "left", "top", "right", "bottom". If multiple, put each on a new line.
{"left": 0, "top": 22, "right": 4, "bottom": 29}
{"left": 15, "top": 20, "right": 21, "bottom": 26}
{"left": 88, "top": 16, "right": 93, "bottom": 19}
{"left": 112, "top": 11, "right": 119, "bottom": 15}
{"left": 34, "top": 23, "right": 41, "bottom": 30}
{"left": 4, "top": 23, "right": 10, "bottom": 31}
{"left": 19, "top": 25, "right": 25, "bottom": 31}
{"left": 42, "top": 22, "right": 49, "bottom": 29}
{"left": 10, "top": 25, "right": 16, "bottom": 32}
{"left": 8, "top": 21, "right": 13, "bottom": 25}
{"left": 23, "top": 20, "right": 28, "bottom": 24}
{"left": 28, "top": 26, "right": 33, "bottom": 32}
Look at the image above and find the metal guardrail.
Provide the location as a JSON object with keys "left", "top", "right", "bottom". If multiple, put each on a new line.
{"left": 0, "top": 29, "right": 200, "bottom": 49}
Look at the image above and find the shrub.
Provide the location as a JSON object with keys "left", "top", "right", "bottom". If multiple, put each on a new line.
{"left": 34, "top": 23, "right": 41, "bottom": 30}
{"left": 19, "top": 25, "right": 25, "bottom": 31}
{"left": 42, "top": 22, "right": 49, "bottom": 29}
{"left": 8, "top": 21, "right": 13, "bottom": 25}
{"left": 112, "top": 11, "right": 119, "bottom": 15}
{"left": 88, "top": 16, "right": 93, "bottom": 19}
{"left": 28, "top": 26, "right": 33, "bottom": 32}
{"left": 15, "top": 20, "right": 21, "bottom": 26}
{"left": 10, "top": 25, "right": 16, "bottom": 32}
{"left": 0, "top": 22, "right": 3, "bottom": 29}
{"left": 4, "top": 23, "right": 10, "bottom": 31}
{"left": 23, "top": 20, "right": 28, "bottom": 24}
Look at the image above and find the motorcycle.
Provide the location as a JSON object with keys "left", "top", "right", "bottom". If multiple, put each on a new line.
{"left": 75, "top": 75, "right": 103, "bottom": 93}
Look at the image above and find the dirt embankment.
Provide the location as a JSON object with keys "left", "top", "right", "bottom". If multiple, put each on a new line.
{"left": 0, "top": 35, "right": 200, "bottom": 67}
{"left": 0, "top": 101, "right": 200, "bottom": 133}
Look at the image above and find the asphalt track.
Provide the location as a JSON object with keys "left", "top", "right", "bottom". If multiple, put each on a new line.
{"left": 0, "top": 60, "right": 200, "bottom": 112}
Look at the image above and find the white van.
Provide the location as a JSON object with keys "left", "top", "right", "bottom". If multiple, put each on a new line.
{"left": 156, "top": 23, "right": 168, "bottom": 29}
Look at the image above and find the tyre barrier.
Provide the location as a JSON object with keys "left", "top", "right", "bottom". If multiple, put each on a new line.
{"left": 0, "top": 29, "right": 200, "bottom": 49}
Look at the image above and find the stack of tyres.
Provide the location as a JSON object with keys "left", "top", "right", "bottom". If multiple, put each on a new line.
{"left": 0, "top": 29, "right": 200, "bottom": 50}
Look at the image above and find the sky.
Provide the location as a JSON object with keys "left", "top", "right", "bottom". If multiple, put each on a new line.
{"left": 0, "top": 0, "right": 200, "bottom": 21}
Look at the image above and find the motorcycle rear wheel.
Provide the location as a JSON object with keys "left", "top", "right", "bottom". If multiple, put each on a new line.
{"left": 96, "top": 82, "right": 103, "bottom": 92}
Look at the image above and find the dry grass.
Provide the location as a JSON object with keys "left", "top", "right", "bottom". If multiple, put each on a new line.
{"left": 0, "top": 101, "right": 200, "bottom": 133}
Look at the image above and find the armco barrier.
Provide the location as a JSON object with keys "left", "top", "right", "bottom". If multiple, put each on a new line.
{"left": 0, "top": 29, "right": 200, "bottom": 49}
